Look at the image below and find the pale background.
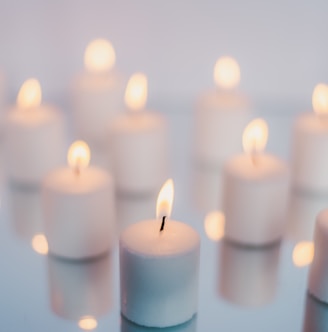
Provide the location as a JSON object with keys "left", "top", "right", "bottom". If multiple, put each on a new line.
{"left": 0, "top": 0, "right": 328, "bottom": 105}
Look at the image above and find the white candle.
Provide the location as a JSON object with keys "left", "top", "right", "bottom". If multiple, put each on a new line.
{"left": 222, "top": 119, "right": 289, "bottom": 246}
{"left": 193, "top": 56, "right": 251, "bottom": 166}
{"left": 71, "top": 38, "right": 124, "bottom": 146}
{"left": 120, "top": 179, "right": 200, "bottom": 328}
{"left": 292, "top": 83, "right": 328, "bottom": 193}
{"left": 109, "top": 73, "right": 169, "bottom": 194}
{"left": 4, "top": 78, "right": 66, "bottom": 184}
{"left": 42, "top": 141, "right": 115, "bottom": 260}
{"left": 308, "top": 209, "right": 328, "bottom": 303}
{"left": 219, "top": 241, "right": 280, "bottom": 307}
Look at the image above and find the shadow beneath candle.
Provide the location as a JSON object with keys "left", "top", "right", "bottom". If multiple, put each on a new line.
{"left": 190, "top": 163, "right": 223, "bottom": 214}
{"left": 116, "top": 192, "right": 157, "bottom": 232}
{"left": 303, "top": 293, "right": 328, "bottom": 332}
{"left": 47, "top": 253, "right": 113, "bottom": 322}
{"left": 121, "top": 314, "right": 197, "bottom": 332}
{"left": 218, "top": 240, "right": 281, "bottom": 307}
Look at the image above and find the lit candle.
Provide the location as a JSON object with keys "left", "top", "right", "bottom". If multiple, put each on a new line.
{"left": 4, "top": 78, "right": 66, "bottom": 184}
{"left": 119, "top": 179, "right": 200, "bottom": 327}
{"left": 308, "top": 209, "right": 328, "bottom": 303}
{"left": 109, "top": 73, "right": 169, "bottom": 194}
{"left": 193, "top": 56, "right": 251, "bottom": 166}
{"left": 42, "top": 140, "right": 115, "bottom": 259}
{"left": 222, "top": 119, "right": 289, "bottom": 246}
{"left": 291, "top": 83, "right": 328, "bottom": 192}
{"left": 71, "top": 38, "right": 124, "bottom": 146}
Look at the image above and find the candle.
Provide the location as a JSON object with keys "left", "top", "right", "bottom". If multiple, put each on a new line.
{"left": 48, "top": 254, "right": 111, "bottom": 322}
{"left": 120, "top": 179, "right": 200, "bottom": 328}
{"left": 222, "top": 119, "right": 289, "bottom": 246}
{"left": 193, "top": 56, "right": 251, "bottom": 167}
{"left": 308, "top": 209, "right": 328, "bottom": 303}
{"left": 4, "top": 78, "right": 66, "bottom": 184}
{"left": 71, "top": 38, "right": 124, "bottom": 146}
{"left": 109, "top": 73, "right": 169, "bottom": 194}
{"left": 303, "top": 294, "right": 328, "bottom": 331}
{"left": 291, "top": 83, "right": 328, "bottom": 192}
{"left": 42, "top": 141, "right": 115, "bottom": 260}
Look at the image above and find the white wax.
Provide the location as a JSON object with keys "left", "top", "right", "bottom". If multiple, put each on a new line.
{"left": 71, "top": 70, "right": 124, "bottom": 145}
{"left": 120, "top": 219, "right": 200, "bottom": 328}
{"left": 109, "top": 111, "right": 169, "bottom": 194}
{"left": 48, "top": 255, "right": 111, "bottom": 320}
{"left": 4, "top": 105, "right": 66, "bottom": 184}
{"left": 193, "top": 90, "right": 251, "bottom": 166}
{"left": 291, "top": 112, "right": 328, "bottom": 192}
{"left": 42, "top": 166, "right": 115, "bottom": 260}
{"left": 223, "top": 153, "right": 289, "bottom": 246}
{"left": 219, "top": 241, "right": 280, "bottom": 307}
{"left": 308, "top": 209, "right": 328, "bottom": 302}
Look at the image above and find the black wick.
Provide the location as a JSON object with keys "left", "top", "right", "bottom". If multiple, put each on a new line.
{"left": 160, "top": 216, "right": 166, "bottom": 232}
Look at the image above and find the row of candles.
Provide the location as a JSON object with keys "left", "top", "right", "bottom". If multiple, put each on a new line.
{"left": 1, "top": 37, "right": 328, "bottom": 328}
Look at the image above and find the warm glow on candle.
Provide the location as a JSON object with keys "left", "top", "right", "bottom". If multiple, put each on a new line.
{"left": 156, "top": 179, "right": 174, "bottom": 219}
{"left": 312, "top": 83, "right": 328, "bottom": 116}
{"left": 292, "top": 241, "right": 314, "bottom": 267}
{"left": 242, "top": 118, "right": 268, "bottom": 155}
{"left": 214, "top": 56, "right": 240, "bottom": 89}
{"left": 124, "top": 73, "right": 148, "bottom": 112}
{"left": 67, "top": 140, "right": 91, "bottom": 172}
{"left": 17, "top": 78, "right": 42, "bottom": 109}
{"left": 78, "top": 316, "right": 98, "bottom": 330}
{"left": 31, "top": 234, "right": 48, "bottom": 255}
{"left": 204, "top": 211, "right": 225, "bottom": 241}
{"left": 84, "top": 38, "right": 116, "bottom": 73}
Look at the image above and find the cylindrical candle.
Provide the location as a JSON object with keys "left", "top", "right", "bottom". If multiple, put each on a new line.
{"left": 303, "top": 294, "right": 328, "bottom": 332}
{"left": 193, "top": 56, "right": 251, "bottom": 167}
{"left": 109, "top": 73, "right": 169, "bottom": 194}
{"left": 291, "top": 84, "right": 328, "bottom": 192}
{"left": 223, "top": 119, "right": 289, "bottom": 246}
{"left": 119, "top": 180, "right": 200, "bottom": 327}
{"left": 4, "top": 79, "right": 66, "bottom": 184}
{"left": 71, "top": 39, "right": 124, "bottom": 145}
{"left": 308, "top": 209, "right": 328, "bottom": 303}
{"left": 42, "top": 141, "right": 115, "bottom": 260}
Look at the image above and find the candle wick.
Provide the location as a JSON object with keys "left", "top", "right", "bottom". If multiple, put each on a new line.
{"left": 160, "top": 216, "right": 166, "bottom": 232}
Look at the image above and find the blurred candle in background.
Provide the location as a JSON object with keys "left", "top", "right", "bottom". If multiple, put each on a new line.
{"left": 4, "top": 78, "right": 66, "bottom": 185}
{"left": 42, "top": 140, "right": 115, "bottom": 260}
{"left": 70, "top": 38, "right": 124, "bottom": 146}
{"left": 193, "top": 56, "right": 251, "bottom": 167}
{"left": 291, "top": 83, "right": 328, "bottom": 193}
{"left": 109, "top": 72, "right": 169, "bottom": 194}
{"left": 222, "top": 118, "right": 289, "bottom": 246}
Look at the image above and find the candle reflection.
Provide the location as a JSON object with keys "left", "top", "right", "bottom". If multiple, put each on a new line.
{"left": 218, "top": 241, "right": 281, "bottom": 307}
{"left": 292, "top": 241, "right": 314, "bottom": 268}
{"left": 204, "top": 211, "right": 225, "bottom": 242}
{"left": 303, "top": 294, "right": 328, "bottom": 332}
{"left": 31, "top": 233, "right": 48, "bottom": 255}
{"left": 121, "top": 315, "right": 197, "bottom": 332}
{"left": 47, "top": 254, "right": 112, "bottom": 322}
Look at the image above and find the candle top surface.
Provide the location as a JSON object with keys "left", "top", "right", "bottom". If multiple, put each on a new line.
{"left": 198, "top": 89, "right": 250, "bottom": 111}
{"left": 43, "top": 166, "right": 111, "bottom": 193}
{"left": 111, "top": 111, "right": 166, "bottom": 132}
{"left": 296, "top": 111, "right": 328, "bottom": 133}
{"left": 225, "top": 153, "right": 288, "bottom": 180}
{"left": 120, "top": 219, "right": 200, "bottom": 257}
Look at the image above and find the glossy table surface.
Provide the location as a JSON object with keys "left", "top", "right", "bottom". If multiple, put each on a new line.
{"left": 1, "top": 99, "right": 327, "bottom": 332}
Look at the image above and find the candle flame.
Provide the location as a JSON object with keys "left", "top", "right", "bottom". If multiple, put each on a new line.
{"left": 67, "top": 141, "right": 91, "bottom": 171}
{"left": 31, "top": 234, "right": 48, "bottom": 255}
{"left": 204, "top": 211, "right": 225, "bottom": 241}
{"left": 124, "top": 72, "right": 148, "bottom": 112}
{"left": 17, "top": 78, "right": 42, "bottom": 109}
{"left": 156, "top": 179, "right": 174, "bottom": 219}
{"left": 242, "top": 118, "right": 268, "bottom": 155}
{"left": 84, "top": 38, "right": 116, "bottom": 73}
{"left": 78, "top": 316, "right": 98, "bottom": 330}
{"left": 214, "top": 56, "right": 240, "bottom": 89}
{"left": 292, "top": 241, "right": 314, "bottom": 267}
{"left": 312, "top": 83, "right": 328, "bottom": 116}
